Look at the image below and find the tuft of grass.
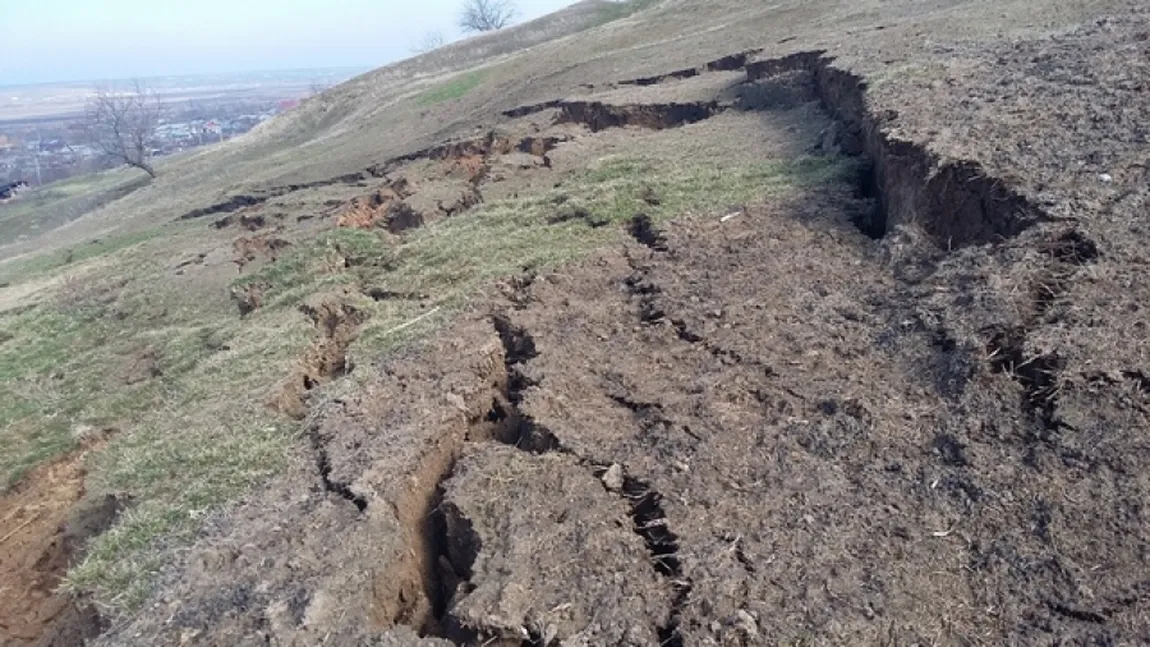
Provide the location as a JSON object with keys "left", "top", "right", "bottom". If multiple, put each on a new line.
{"left": 418, "top": 70, "right": 487, "bottom": 105}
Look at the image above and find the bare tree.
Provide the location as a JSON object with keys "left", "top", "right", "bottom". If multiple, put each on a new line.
{"left": 85, "top": 80, "right": 164, "bottom": 178}
{"left": 411, "top": 30, "right": 447, "bottom": 54}
{"left": 459, "top": 0, "right": 516, "bottom": 32}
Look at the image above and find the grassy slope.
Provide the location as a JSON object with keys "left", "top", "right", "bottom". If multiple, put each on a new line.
{"left": 2, "top": 0, "right": 1117, "bottom": 619}
{"left": 1, "top": 0, "right": 745, "bottom": 612}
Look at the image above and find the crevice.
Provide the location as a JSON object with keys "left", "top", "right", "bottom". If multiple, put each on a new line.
{"left": 1048, "top": 600, "right": 1109, "bottom": 624}
{"left": 272, "top": 300, "right": 367, "bottom": 419}
{"left": 706, "top": 49, "right": 762, "bottom": 71}
{"left": 671, "top": 319, "right": 704, "bottom": 344}
{"left": 178, "top": 172, "right": 365, "bottom": 222}
{"left": 594, "top": 468, "right": 690, "bottom": 647}
{"left": 619, "top": 68, "right": 700, "bottom": 87}
{"left": 490, "top": 314, "right": 562, "bottom": 454}
{"left": 741, "top": 50, "right": 1050, "bottom": 248}
{"left": 408, "top": 316, "right": 564, "bottom": 643}
{"left": 365, "top": 287, "right": 429, "bottom": 302}
{"left": 556, "top": 100, "right": 721, "bottom": 133}
{"left": 628, "top": 213, "right": 669, "bottom": 251}
{"left": 503, "top": 99, "right": 564, "bottom": 119}
{"left": 733, "top": 538, "right": 756, "bottom": 574}
{"left": 307, "top": 429, "right": 367, "bottom": 512}
{"left": 546, "top": 204, "right": 610, "bottom": 228}
{"left": 807, "top": 56, "right": 1049, "bottom": 247}
{"left": 614, "top": 49, "right": 761, "bottom": 86}
{"left": 986, "top": 326, "right": 1065, "bottom": 434}
{"left": 606, "top": 392, "right": 663, "bottom": 416}
{"left": 180, "top": 194, "right": 266, "bottom": 220}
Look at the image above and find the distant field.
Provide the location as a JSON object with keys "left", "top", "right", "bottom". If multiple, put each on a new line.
{"left": 0, "top": 67, "right": 368, "bottom": 123}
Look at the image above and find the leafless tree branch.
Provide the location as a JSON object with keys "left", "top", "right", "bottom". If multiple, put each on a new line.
{"left": 85, "top": 80, "right": 164, "bottom": 178}
{"left": 411, "top": 30, "right": 447, "bottom": 54}
{"left": 459, "top": 0, "right": 516, "bottom": 32}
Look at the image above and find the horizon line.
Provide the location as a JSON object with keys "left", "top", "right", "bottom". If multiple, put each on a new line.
{"left": 0, "top": 65, "right": 375, "bottom": 90}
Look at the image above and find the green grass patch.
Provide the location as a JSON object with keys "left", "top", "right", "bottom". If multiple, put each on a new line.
{"left": 60, "top": 311, "right": 310, "bottom": 611}
{"left": 0, "top": 225, "right": 167, "bottom": 285}
{"left": 67, "top": 405, "right": 297, "bottom": 610}
{"left": 0, "top": 295, "right": 242, "bottom": 487}
{"left": 0, "top": 171, "right": 150, "bottom": 249}
{"left": 418, "top": 70, "right": 487, "bottom": 105}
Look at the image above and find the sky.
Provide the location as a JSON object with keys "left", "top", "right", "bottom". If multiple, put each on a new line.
{"left": 0, "top": 0, "right": 578, "bottom": 86}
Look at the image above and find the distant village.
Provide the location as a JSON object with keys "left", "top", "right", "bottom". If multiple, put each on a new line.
{"left": 0, "top": 97, "right": 301, "bottom": 186}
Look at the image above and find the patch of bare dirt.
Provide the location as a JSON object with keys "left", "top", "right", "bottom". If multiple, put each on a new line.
{"left": 229, "top": 281, "right": 269, "bottom": 317}
{"left": 336, "top": 178, "right": 420, "bottom": 231}
{"left": 113, "top": 344, "right": 163, "bottom": 386}
{"left": 0, "top": 433, "right": 122, "bottom": 646}
{"left": 231, "top": 234, "right": 292, "bottom": 272}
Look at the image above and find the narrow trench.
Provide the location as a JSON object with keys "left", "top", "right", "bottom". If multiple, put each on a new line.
{"left": 411, "top": 315, "right": 562, "bottom": 645}
{"left": 409, "top": 313, "right": 694, "bottom": 646}
{"left": 986, "top": 326, "right": 1066, "bottom": 437}
{"left": 557, "top": 100, "right": 721, "bottom": 133}
{"left": 307, "top": 429, "right": 368, "bottom": 512}
{"left": 629, "top": 213, "right": 669, "bottom": 251}
{"left": 616, "top": 473, "right": 691, "bottom": 647}
{"left": 343, "top": 49, "right": 1077, "bottom": 645}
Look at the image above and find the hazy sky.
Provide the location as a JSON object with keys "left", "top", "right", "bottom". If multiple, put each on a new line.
{"left": 0, "top": 0, "right": 578, "bottom": 85}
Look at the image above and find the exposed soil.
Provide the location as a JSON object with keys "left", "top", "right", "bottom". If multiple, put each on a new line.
{"left": 112, "top": 344, "right": 163, "bottom": 386}
{"left": 229, "top": 281, "right": 269, "bottom": 316}
{"left": 89, "top": 7, "right": 1150, "bottom": 647}
{"left": 0, "top": 434, "right": 120, "bottom": 646}
{"left": 337, "top": 179, "right": 425, "bottom": 232}
{"left": 271, "top": 296, "right": 368, "bottom": 419}
{"left": 231, "top": 234, "right": 292, "bottom": 272}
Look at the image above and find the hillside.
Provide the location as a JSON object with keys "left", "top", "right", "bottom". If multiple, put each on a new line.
{"left": 2, "top": 0, "right": 1149, "bottom": 645}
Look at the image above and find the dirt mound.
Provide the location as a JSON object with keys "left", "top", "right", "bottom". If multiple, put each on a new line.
{"left": 438, "top": 445, "right": 673, "bottom": 645}
{"left": 337, "top": 178, "right": 420, "bottom": 231}
{"left": 0, "top": 434, "right": 121, "bottom": 646}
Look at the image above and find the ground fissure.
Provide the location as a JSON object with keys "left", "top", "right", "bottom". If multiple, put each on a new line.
{"left": 83, "top": 14, "right": 1150, "bottom": 645}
